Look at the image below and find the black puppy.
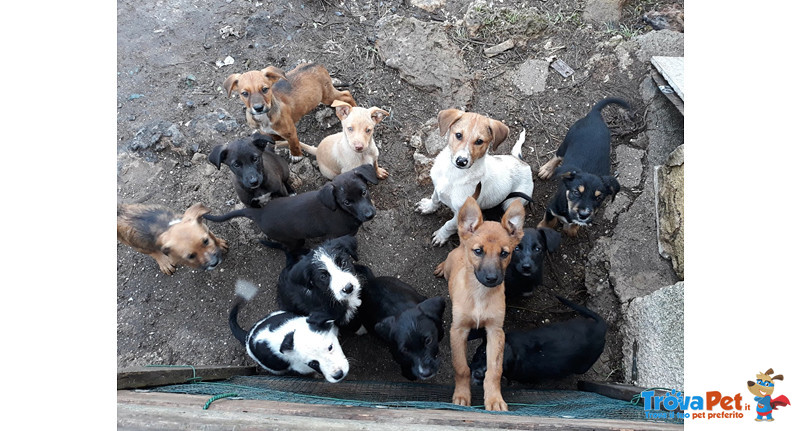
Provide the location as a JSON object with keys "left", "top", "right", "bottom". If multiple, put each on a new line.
{"left": 204, "top": 163, "right": 378, "bottom": 251}
{"left": 537, "top": 98, "right": 629, "bottom": 236}
{"left": 469, "top": 295, "right": 606, "bottom": 385}
{"left": 504, "top": 227, "right": 561, "bottom": 299}
{"left": 354, "top": 264, "right": 446, "bottom": 381}
{"left": 269, "top": 235, "right": 362, "bottom": 328}
{"left": 209, "top": 133, "right": 294, "bottom": 208}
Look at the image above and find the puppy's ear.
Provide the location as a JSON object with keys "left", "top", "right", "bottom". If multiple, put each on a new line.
{"left": 559, "top": 170, "right": 577, "bottom": 182}
{"left": 353, "top": 163, "right": 379, "bottom": 185}
{"left": 331, "top": 235, "right": 359, "bottom": 261}
{"left": 501, "top": 200, "right": 526, "bottom": 241}
{"left": 261, "top": 66, "right": 286, "bottom": 85}
{"left": 208, "top": 144, "right": 227, "bottom": 169}
{"left": 369, "top": 107, "right": 390, "bottom": 124}
{"left": 332, "top": 100, "right": 352, "bottom": 120}
{"left": 539, "top": 227, "right": 561, "bottom": 253}
{"left": 307, "top": 313, "right": 336, "bottom": 331}
{"left": 489, "top": 119, "right": 510, "bottom": 150}
{"left": 184, "top": 203, "right": 211, "bottom": 222}
{"left": 457, "top": 196, "right": 483, "bottom": 240}
{"left": 419, "top": 297, "right": 446, "bottom": 321}
{"left": 773, "top": 374, "right": 784, "bottom": 381}
{"left": 374, "top": 316, "right": 395, "bottom": 340}
{"left": 280, "top": 331, "right": 295, "bottom": 353}
{"left": 437, "top": 109, "right": 463, "bottom": 136}
{"left": 223, "top": 74, "right": 240, "bottom": 97}
{"left": 601, "top": 175, "right": 621, "bottom": 202}
{"left": 252, "top": 134, "right": 276, "bottom": 153}
{"left": 318, "top": 183, "right": 337, "bottom": 211}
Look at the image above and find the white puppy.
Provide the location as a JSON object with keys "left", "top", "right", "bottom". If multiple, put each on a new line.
{"left": 415, "top": 109, "right": 533, "bottom": 246}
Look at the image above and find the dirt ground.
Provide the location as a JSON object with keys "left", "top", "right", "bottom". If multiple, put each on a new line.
{"left": 117, "top": 0, "right": 681, "bottom": 390}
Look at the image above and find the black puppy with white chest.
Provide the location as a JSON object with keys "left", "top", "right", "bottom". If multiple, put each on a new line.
{"left": 204, "top": 163, "right": 378, "bottom": 251}
{"left": 354, "top": 264, "right": 446, "bottom": 381}
{"left": 270, "top": 235, "right": 363, "bottom": 328}
{"left": 538, "top": 98, "right": 629, "bottom": 236}
{"left": 469, "top": 294, "right": 607, "bottom": 385}
{"left": 209, "top": 133, "right": 294, "bottom": 208}
{"left": 504, "top": 227, "right": 561, "bottom": 299}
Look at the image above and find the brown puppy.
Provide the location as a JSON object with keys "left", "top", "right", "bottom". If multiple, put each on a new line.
{"left": 117, "top": 203, "right": 228, "bottom": 275}
{"left": 434, "top": 196, "right": 525, "bottom": 411}
{"left": 304, "top": 100, "right": 390, "bottom": 180}
{"left": 223, "top": 63, "right": 357, "bottom": 161}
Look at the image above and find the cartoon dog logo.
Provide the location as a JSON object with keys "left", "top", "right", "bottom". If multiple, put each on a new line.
{"left": 747, "top": 368, "right": 791, "bottom": 421}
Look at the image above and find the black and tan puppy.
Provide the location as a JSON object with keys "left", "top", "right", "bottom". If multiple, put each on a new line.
{"left": 209, "top": 133, "right": 294, "bottom": 208}
{"left": 223, "top": 63, "right": 357, "bottom": 161}
{"left": 354, "top": 264, "right": 446, "bottom": 381}
{"left": 470, "top": 295, "right": 607, "bottom": 385}
{"left": 204, "top": 164, "right": 378, "bottom": 251}
{"left": 117, "top": 203, "right": 228, "bottom": 275}
{"left": 538, "top": 98, "right": 629, "bottom": 236}
{"left": 504, "top": 227, "right": 561, "bottom": 299}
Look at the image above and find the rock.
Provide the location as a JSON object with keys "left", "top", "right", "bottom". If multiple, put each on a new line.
{"left": 464, "top": 1, "right": 548, "bottom": 39}
{"left": 484, "top": 39, "right": 516, "bottom": 58}
{"left": 413, "top": 152, "right": 435, "bottom": 186}
{"left": 621, "top": 282, "right": 684, "bottom": 391}
{"left": 614, "top": 144, "right": 645, "bottom": 189}
{"left": 410, "top": 0, "right": 446, "bottom": 12}
{"left": 634, "top": 30, "right": 685, "bottom": 63}
{"left": 511, "top": 59, "right": 550, "bottom": 96}
{"left": 375, "top": 15, "right": 473, "bottom": 107}
{"left": 185, "top": 109, "right": 240, "bottom": 153}
{"left": 126, "top": 120, "right": 186, "bottom": 154}
{"left": 583, "top": 0, "right": 626, "bottom": 26}
{"left": 655, "top": 145, "right": 684, "bottom": 279}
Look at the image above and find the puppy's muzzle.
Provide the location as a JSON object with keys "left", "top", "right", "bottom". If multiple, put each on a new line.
{"left": 204, "top": 252, "right": 222, "bottom": 271}
{"left": 252, "top": 103, "right": 266, "bottom": 114}
{"left": 476, "top": 269, "right": 502, "bottom": 288}
{"left": 471, "top": 367, "right": 485, "bottom": 384}
{"left": 331, "top": 369, "right": 345, "bottom": 382}
{"left": 455, "top": 156, "right": 470, "bottom": 169}
{"left": 342, "top": 283, "right": 354, "bottom": 295}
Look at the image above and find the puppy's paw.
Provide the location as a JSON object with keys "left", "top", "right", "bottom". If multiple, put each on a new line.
{"left": 433, "top": 261, "right": 445, "bottom": 278}
{"left": 484, "top": 396, "right": 508, "bottom": 412}
{"left": 158, "top": 262, "right": 177, "bottom": 276}
{"left": 376, "top": 166, "right": 389, "bottom": 180}
{"left": 415, "top": 198, "right": 438, "bottom": 214}
{"left": 452, "top": 391, "right": 471, "bottom": 407}
{"left": 431, "top": 228, "right": 451, "bottom": 247}
{"left": 563, "top": 224, "right": 580, "bottom": 237}
{"left": 217, "top": 238, "right": 229, "bottom": 252}
{"left": 537, "top": 164, "right": 554, "bottom": 180}
{"left": 289, "top": 154, "right": 304, "bottom": 163}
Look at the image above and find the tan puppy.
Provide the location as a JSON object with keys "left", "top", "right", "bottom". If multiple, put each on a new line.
{"left": 304, "top": 100, "right": 390, "bottom": 180}
{"left": 434, "top": 196, "right": 525, "bottom": 411}
{"left": 223, "top": 63, "right": 357, "bottom": 161}
{"left": 117, "top": 203, "right": 228, "bottom": 275}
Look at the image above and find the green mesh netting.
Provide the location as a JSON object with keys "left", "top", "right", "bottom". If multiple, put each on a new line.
{"left": 150, "top": 375, "right": 682, "bottom": 424}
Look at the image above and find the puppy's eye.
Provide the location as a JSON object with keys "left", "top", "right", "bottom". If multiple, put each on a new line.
{"left": 261, "top": 86, "right": 269, "bottom": 93}
{"left": 595, "top": 194, "right": 604, "bottom": 201}
{"left": 534, "top": 246, "right": 542, "bottom": 252}
{"left": 320, "top": 270, "right": 330, "bottom": 280}
{"left": 473, "top": 248, "right": 483, "bottom": 256}
{"left": 203, "top": 238, "right": 209, "bottom": 246}
{"left": 500, "top": 250, "right": 509, "bottom": 259}
{"left": 571, "top": 189, "right": 581, "bottom": 197}
{"left": 347, "top": 126, "right": 354, "bottom": 132}
{"left": 343, "top": 200, "right": 351, "bottom": 206}
{"left": 252, "top": 155, "right": 260, "bottom": 162}
{"left": 425, "top": 336, "right": 432, "bottom": 346}
{"left": 514, "top": 245, "right": 520, "bottom": 251}
{"left": 455, "top": 132, "right": 463, "bottom": 140}
{"left": 361, "top": 189, "right": 367, "bottom": 197}
{"left": 241, "top": 91, "right": 249, "bottom": 97}
{"left": 366, "top": 128, "right": 371, "bottom": 133}
{"left": 474, "top": 139, "right": 483, "bottom": 146}
{"left": 232, "top": 161, "right": 241, "bottom": 168}
{"left": 187, "top": 253, "right": 196, "bottom": 260}
{"left": 328, "top": 344, "right": 333, "bottom": 352}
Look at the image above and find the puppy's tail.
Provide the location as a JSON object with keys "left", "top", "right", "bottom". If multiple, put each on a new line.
{"left": 510, "top": 128, "right": 526, "bottom": 160}
{"left": 229, "top": 280, "right": 259, "bottom": 346}
{"left": 504, "top": 191, "right": 535, "bottom": 205}
{"left": 203, "top": 208, "right": 253, "bottom": 223}
{"left": 554, "top": 294, "right": 607, "bottom": 330}
{"left": 590, "top": 97, "right": 631, "bottom": 113}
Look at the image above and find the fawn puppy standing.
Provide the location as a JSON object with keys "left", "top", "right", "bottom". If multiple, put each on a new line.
{"left": 434, "top": 196, "right": 525, "bottom": 411}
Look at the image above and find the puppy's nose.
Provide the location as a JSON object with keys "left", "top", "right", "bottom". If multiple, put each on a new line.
{"left": 522, "top": 263, "right": 532, "bottom": 271}
{"left": 332, "top": 370, "right": 345, "bottom": 381}
{"left": 455, "top": 157, "right": 469, "bottom": 168}
{"left": 472, "top": 369, "right": 485, "bottom": 381}
{"left": 253, "top": 104, "right": 265, "bottom": 113}
{"left": 364, "top": 209, "right": 375, "bottom": 220}
{"left": 578, "top": 208, "right": 593, "bottom": 218}
{"left": 484, "top": 273, "right": 499, "bottom": 284}
{"left": 342, "top": 283, "right": 354, "bottom": 294}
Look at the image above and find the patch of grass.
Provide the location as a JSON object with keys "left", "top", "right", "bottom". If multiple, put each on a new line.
{"left": 605, "top": 22, "right": 640, "bottom": 39}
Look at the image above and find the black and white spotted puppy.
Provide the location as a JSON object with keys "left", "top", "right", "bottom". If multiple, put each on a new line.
{"left": 229, "top": 280, "right": 349, "bottom": 382}
{"left": 271, "top": 235, "right": 362, "bottom": 327}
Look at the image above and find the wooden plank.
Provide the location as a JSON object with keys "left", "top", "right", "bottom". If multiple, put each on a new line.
{"left": 118, "top": 391, "right": 684, "bottom": 430}
{"left": 117, "top": 365, "right": 257, "bottom": 389}
{"left": 650, "top": 70, "right": 684, "bottom": 116}
{"left": 650, "top": 56, "right": 684, "bottom": 100}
